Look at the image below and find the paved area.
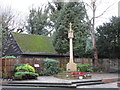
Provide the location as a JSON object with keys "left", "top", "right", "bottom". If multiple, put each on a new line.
{"left": 36, "top": 73, "right": 118, "bottom": 82}
{"left": 1, "top": 73, "right": 119, "bottom": 88}
{"left": 91, "top": 73, "right": 118, "bottom": 79}
{"left": 31, "top": 73, "right": 119, "bottom": 88}
{"left": 36, "top": 76, "right": 103, "bottom": 83}
{"left": 17, "top": 73, "right": 118, "bottom": 83}
{"left": 37, "top": 76, "right": 70, "bottom": 83}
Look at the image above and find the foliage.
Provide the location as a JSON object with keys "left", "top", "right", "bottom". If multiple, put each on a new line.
{"left": 96, "top": 16, "right": 120, "bottom": 58}
{"left": 77, "top": 64, "right": 94, "bottom": 72}
{"left": 27, "top": 7, "right": 50, "bottom": 36}
{"left": 15, "top": 64, "right": 35, "bottom": 72}
{"left": 2, "top": 56, "right": 16, "bottom": 58}
{"left": 12, "top": 32, "right": 56, "bottom": 54}
{"left": 39, "top": 59, "right": 60, "bottom": 76}
{"left": 14, "top": 64, "right": 25, "bottom": 72}
{"left": 26, "top": 1, "right": 65, "bottom": 36}
{"left": 85, "top": 38, "right": 93, "bottom": 58}
{"left": 14, "top": 72, "right": 39, "bottom": 80}
{"left": 14, "top": 64, "right": 38, "bottom": 80}
{"left": 59, "top": 67, "right": 66, "bottom": 72}
{"left": 51, "top": 1, "right": 90, "bottom": 56}
{"left": 39, "top": 70, "right": 46, "bottom": 76}
{"left": 48, "top": 1, "right": 65, "bottom": 33}
{"left": 26, "top": 1, "right": 90, "bottom": 57}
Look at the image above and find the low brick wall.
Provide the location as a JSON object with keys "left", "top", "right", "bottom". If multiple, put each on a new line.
{"left": 117, "top": 82, "right": 120, "bottom": 87}
{"left": 102, "top": 78, "right": 120, "bottom": 83}
{"left": 0, "top": 81, "right": 11, "bottom": 85}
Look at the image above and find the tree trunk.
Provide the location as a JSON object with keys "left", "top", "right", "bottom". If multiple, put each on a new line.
{"left": 91, "top": 0, "right": 99, "bottom": 67}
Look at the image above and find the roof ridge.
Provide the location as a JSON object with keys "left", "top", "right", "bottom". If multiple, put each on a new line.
{"left": 12, "top": 32, "right": 51, "bottom": 38}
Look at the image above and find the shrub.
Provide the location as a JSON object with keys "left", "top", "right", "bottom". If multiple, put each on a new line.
{"left": 59, "top": 67, "right": 66, "bottom": 72}
{"left": 39, "top": 59, "right": 60, "bottom": 76}
{"left": 15, "top": 64, "right": 35, "bottom": 72}
{"left": 77, "top": 64, "right": 94, "bottom": 72}
{"left": 14, "top": 72, "right": 39, "bottom": 80}
{"left": 14, "top": 64, "right": 25, "bottom": 72}
{"left": 39, "top": 70, "right": 46, "bottom": 76}
{"left": 14, "top": 64, "right": 38, "bottom": 80}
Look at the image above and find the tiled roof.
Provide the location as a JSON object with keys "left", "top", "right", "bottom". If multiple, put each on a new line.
{"left": 12, "top": 32, "right": 57, "bottom": 54}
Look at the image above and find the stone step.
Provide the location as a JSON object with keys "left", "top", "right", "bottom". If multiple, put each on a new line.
{"left": 5, "top": 84, "right": 76, "bottom": 88}
{"left": 76, "top": 81, "right": 104, "bottom": 86}
{"left": 72, "top": 79, "right": 102, "bottom": 84}
{"left": 9, "top": 81, "right": 72, "bottom": 85}
{"left": 6, "top": 79, "right": 104, "bottom": 88}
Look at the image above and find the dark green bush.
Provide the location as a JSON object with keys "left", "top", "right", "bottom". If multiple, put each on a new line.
{"left": 39, "top": 70, "right": 46, "bottom": 76}
{"left": 77, "top": 64, "right": 94, "bottom": 72}
{"left": 14, "top": 72, "right": 39, "bottom": 80}
{"left": 39, "top": 59, "right": 60, "bottom": 76}
{"left": 59, "top": 67, "right": 66, "bottom": 72}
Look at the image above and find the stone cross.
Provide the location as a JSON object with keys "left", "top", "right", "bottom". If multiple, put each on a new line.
{"left": 66, "top": 22, "right": 77, "bottom": 72}
{"left": 68, "top": 23, "right": 74, "bottom": 39}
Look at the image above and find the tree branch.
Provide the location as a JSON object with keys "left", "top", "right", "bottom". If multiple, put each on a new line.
{"left": 82, "top": 1, "right": 93, "bottom": 10}
{"left": 95, "top": 2, "right": 115, "bottom": 18}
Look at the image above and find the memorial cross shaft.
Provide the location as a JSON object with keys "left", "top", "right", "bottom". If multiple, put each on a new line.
{"left": 66, "top": 23, "right": 77, "bottom": 72}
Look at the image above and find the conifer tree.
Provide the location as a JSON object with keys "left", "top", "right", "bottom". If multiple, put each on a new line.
{"left": 96, "top": 16, "right": 120, "bottom": 58}
{"left": 52, "top": 1, "right": 90, "bottom": 57}
{"left": 27, "top": 7, "right": 50, "bottom": 36}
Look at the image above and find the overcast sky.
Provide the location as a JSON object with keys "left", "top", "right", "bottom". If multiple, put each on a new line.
{"left": 0, "top": 0, "right": 119, "bottom": 27}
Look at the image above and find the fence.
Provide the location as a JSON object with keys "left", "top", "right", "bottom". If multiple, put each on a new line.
{"left": 2, "top": 57, "right": 119, "bottom": 79}
{"left": 100, "top": 59, "right": 119, "bottom": 72}
{"left": 0, "top": 58, "right": 2, "bottom": 78}
{"left": 0, "top": 57, "right": 93, "bottom": 78}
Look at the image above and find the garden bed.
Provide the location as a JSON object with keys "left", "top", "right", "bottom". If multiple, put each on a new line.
{"left": 54, "top": 71, "right": 92, "bottom": 80}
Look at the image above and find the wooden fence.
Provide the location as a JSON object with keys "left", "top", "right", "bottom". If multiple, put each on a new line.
{"left": 0, "top": 57, "right": 93, "bottom": 78}
{"left": 0, "top": 58, "right": 2, "bottom": 78}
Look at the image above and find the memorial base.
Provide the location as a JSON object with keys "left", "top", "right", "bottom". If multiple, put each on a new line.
{"left": 66, "top": 62, "right": 77, "bottom": 72}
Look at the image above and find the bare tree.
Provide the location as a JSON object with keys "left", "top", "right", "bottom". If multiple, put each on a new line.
{"left": 83, "top": 0, "right": 116, "bottom": 67}
{"left": 91, "top": 0, "right": 99, "bottom": 67}
{"left": 0, "top": 6, "right": 26, "bottom": 56}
